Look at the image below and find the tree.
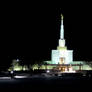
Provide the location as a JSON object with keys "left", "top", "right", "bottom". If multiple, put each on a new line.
{"left": 19, "top": 57, "right": 36, "bottom": 70}
{"left": 0, "top": 56, "right": 12, "bottom": 71}
{"left": 84, "top": 61, "right": 92, "bottom": 69}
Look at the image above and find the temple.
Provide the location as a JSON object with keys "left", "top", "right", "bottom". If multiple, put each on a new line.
{"left": 8, "top": 14, "right": 92, "bottom": 72}
{"left": 51, "top": 14, "right": 73, "bottom": 65}
{"left": 45, "top": 14, "right": 92, "bottom": 72}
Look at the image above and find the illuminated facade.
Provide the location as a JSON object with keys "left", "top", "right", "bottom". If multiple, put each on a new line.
{"left": 49, "top": 14, "right": 92, "bottom": 71}
{"left": 51, "top": 15, "right": 73, "bottom": 64}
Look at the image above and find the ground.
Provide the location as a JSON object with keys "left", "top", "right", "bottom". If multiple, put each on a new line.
{"left": 0, "top": 73, "right": 92, "bottom": 91}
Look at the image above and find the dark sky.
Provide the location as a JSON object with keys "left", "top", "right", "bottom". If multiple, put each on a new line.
{"left": 0, "top": 3, "right": 92, "bottom": 65}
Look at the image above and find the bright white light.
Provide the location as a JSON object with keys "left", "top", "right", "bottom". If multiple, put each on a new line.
{"left": 16, "top": 59, "right": 19, "bottom": 62}
{"left": 0, "top": 77, "right": 11, "bottom": 79}
{"left": 10, "top": 71, "right": 14, "bottom": 74}
{"left": 64, "top": 71, "right": 76, "bottom": 73}
{"left": 14, "top": 76, "right": 28, "bottom": 78}
{"left": 47, "top": 70, "right": 50, "bottom": 73}
{"left": 64, "top": 67, "right": 76, "bottom": 73}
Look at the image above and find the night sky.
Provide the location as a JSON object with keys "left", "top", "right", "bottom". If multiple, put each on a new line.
{"left": 1, "top": 3, "right": 92, "bottom": 66}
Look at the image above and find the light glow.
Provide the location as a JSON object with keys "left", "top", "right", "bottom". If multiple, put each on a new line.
{"left": 0, "top": 77, "right": 11, "bottom": 79}
{"left": 16, "top": 59, "right": 19, "bottom": 62}
{"left": 47, "top": 70, "right": 50, "bottom": 73}
{"left": 14, "top": 75, "right": 28, "bottom": 78}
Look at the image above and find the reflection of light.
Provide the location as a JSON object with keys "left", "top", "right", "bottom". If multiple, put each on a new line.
{"left": 69, "top": 71, "right": 76, "bottom": 73}
{"left": 64, "top": 71, "right": 76, "bottom": 73}
{"left": 14, "top": 76, "right": 28, "bottom": 78}
{"left": 0, "top": 77, "right": 11, "bottom": 79}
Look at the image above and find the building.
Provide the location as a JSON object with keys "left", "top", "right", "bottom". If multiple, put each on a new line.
{"left": 8, "top": 14, "right": 92, "bottom": 72}
{"left": 45, "top": 14, "right": 92, "bottom": 72}
{"left": 51, "top": 14, "right": 73, "bottom": 64}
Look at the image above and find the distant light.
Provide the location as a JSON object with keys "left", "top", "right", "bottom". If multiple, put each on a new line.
{"left": 16, "top": 59, "right": 19, "bottom": 62}
{"left": 47, "top": 70, "right": 50, "bottom": 73}
{"left": 10, "top": 71, "right": 14, "bottom": 74}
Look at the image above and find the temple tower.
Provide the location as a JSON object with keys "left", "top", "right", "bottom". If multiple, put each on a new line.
{"left": 51, "top": 14, "right": 73, "bottom": 64}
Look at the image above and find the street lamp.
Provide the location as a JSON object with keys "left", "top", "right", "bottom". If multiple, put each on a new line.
{"left": 16, "top": 59, "right": 19, "bottom": 62}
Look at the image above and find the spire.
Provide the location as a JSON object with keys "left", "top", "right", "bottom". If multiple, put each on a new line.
{"left": 60, "top": 14, "right": 64, "bottom": 39}
{"left": 61, "top": 14, "right": 63, "bottom": 25}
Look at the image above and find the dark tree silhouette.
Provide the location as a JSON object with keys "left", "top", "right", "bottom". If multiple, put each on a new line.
{"left": 0, "top": 56, "right": 12, "bottom": 71}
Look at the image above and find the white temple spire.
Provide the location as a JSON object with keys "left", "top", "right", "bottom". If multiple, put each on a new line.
{"left": 51, "top": 14, "right": 73, "bottom": 65}
{"left": 60, "top": 14, "right": 64, "bottom": 39}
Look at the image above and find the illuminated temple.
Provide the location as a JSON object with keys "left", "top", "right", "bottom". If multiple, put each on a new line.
{"left": 51, "top": 15, "right": 73, "bottom": 65}
{"left": 9, "top": 14, "right": 92, "bottom": 71}
{"left": 45, "top": 14, "right": 92, "bottom": 72}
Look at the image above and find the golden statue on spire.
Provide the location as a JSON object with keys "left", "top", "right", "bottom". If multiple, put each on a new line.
{"left": 61, "top": 14, "right": 64, "bottom": 20}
